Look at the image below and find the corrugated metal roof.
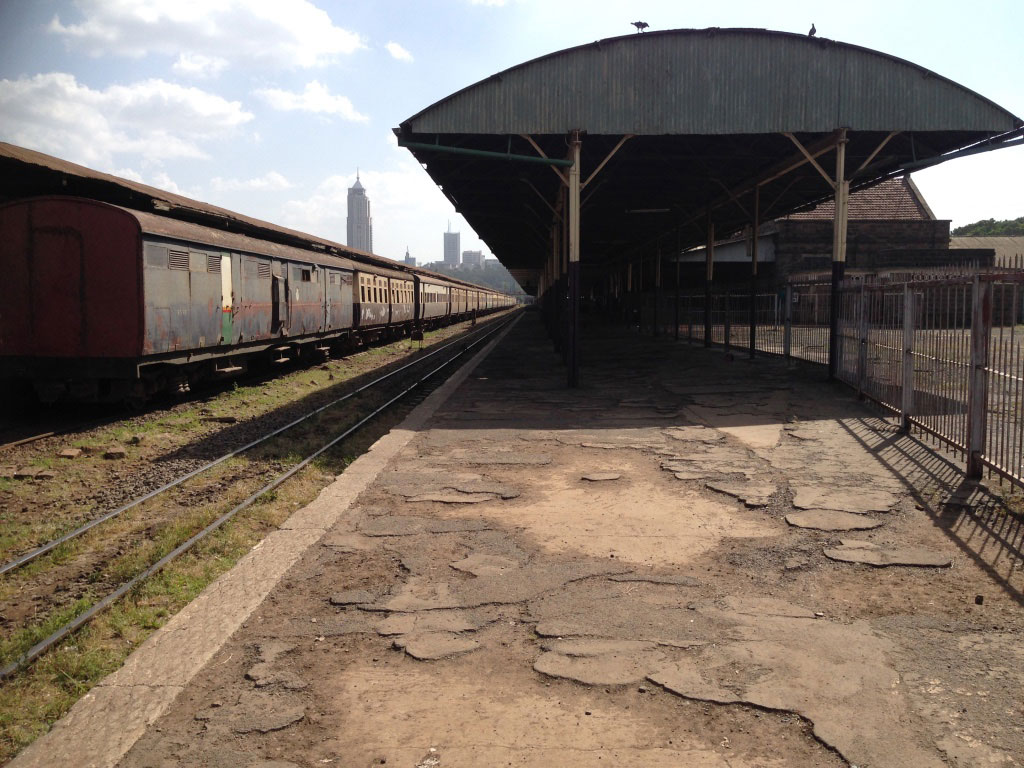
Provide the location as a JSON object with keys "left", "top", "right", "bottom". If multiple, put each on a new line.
{"left": 403, "top": 28, "right": 1021, "bottom": 135}
{"left": 125, "top": 203, "right": 357, "bottom": 271}
{"left": 395, "top": 28, "right": 1021, "bottom": 292}
{"left": 950, "top": 236, "right": 1024, "bottom": 267}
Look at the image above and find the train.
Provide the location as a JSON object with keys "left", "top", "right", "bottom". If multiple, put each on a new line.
{"left": 0, "top": 196, "right": 516, "bottom": 404}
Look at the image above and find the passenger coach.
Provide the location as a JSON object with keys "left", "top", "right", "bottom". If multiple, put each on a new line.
{"left": 0, "top": 196, "right": 515, "bottom": 403}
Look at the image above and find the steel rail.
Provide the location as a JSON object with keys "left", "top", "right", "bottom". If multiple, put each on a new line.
{"left": 0, "top": 314, "right": 515, "bottom": 680}
{"left": 0, "top": 313, "right": 514, "bottom": 576}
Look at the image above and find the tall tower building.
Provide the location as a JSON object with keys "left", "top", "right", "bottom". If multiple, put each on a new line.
{"left": 346, "top": 172, "right": 373, "bottom": 253}
{"left": 443, "top": 223, "right": 460, "bottom": 266}
{"left": 404, "top": 247, "right": 416, "bottom": 267}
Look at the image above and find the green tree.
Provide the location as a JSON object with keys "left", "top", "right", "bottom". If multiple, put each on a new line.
{"left": 952, "top": 217, "right": 1024, "bottom": 236}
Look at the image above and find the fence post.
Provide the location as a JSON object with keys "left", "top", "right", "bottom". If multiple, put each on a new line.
{"left": 901, "top": 285, "right": 915, "bottom": 431}
{"left": 966, "top": 277, "right": 992, "bottom": 479}
{"left": 784, "top": 284, "right": 793, "bottom": 361}
{"left": 857, "top": 283, "right": 868, "bottom": 398}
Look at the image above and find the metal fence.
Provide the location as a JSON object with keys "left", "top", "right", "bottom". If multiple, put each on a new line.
{"left": 644, "top": 272, "right": 1024, "bottom": 488}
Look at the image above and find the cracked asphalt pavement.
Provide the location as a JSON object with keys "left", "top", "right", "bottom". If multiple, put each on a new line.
{"left": 18, "top": 313, "right": 1024, "bottom": 768}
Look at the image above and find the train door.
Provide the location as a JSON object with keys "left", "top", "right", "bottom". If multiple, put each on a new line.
{"left": 31, "top": 226, "right": 85, "bottom": 354}
{"left": 325, "top": 268, "right": 352, "bottom": 330}
{"left": 272, "top": 261, "right": 289, "bottom": 334}
{"left": 220, "top": 253, "right": 232, "bottom": 344}
{"left": 387, "top": 278, "right": 394, "bottom": 325}
{"left": 413, "top": 275, "right": 422, "bottom": 323}
{"left": 325, "top": 269, "right": 335, "bottom": 328}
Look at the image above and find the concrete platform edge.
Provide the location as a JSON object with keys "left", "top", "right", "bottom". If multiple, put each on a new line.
{"left": 9, "top": 317, "right": 518, "bottom": 768}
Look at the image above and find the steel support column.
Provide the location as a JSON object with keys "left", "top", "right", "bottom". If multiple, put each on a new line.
{"left": 829, "top": 130, "right": 849, "bottom": 379}
{"left": 704, "top": 219, "right": 715, "bottom": 347}
{"left": 567, "top": 132, "right": 581, "bottom": 388}
{"left": 749, "top": 187, "right": 760, "bottom": 358}
{"left": 674, "top": 228, "right": 681, "bottom": 341}
{"left": 654, "top": 245, "right": 662, "bottom": 336}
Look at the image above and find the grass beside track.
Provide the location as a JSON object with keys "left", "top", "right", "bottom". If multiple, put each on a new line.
{"left": 0, "top": 313, "right": 511, "bottom": 763}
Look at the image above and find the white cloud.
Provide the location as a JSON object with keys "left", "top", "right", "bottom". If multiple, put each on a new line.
{"left": 172, "top": 52, "right": 228, "bottom": 78}
{"left": 50, "top": 0, "right": 364, "bottom": 70}
{"left": 0, "top": 72, "right": 253, "bottom": 169}
{"left": 210, "top": 171, "right": 293, "bottom": 192}
{"left": 256, "top": 81, "right": 367, "bottom": 121}
{"left": 385, "top": 41, "right": 413, "bottom": 62}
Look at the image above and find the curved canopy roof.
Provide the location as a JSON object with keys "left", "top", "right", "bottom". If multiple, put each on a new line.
{"left": 397, "top": 28, "right": 1022, "bottom": 292}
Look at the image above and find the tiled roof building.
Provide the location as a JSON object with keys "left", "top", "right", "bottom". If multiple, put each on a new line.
{"left": 785, "top": 176, "right": 935, "bottom": 221}
{"left": 676, "top": 175, "right": 989, "bottom": 285}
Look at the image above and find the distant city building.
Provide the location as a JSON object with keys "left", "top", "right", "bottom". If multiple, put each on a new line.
{"left": 346, "top": 172, "right": 373, "bottom": 253}
{"left": 404, "top": 247, "right": 416, "bottom": 267}
{"left": 443, "top": 224, "right": 460, "bottom": 265}
{"left": 462, "top": 250, "right": 483, "bottom": 268}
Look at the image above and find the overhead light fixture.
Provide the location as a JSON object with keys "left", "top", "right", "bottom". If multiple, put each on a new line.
{"left": 625, "top": 208, "right": 670, "bottom": 213}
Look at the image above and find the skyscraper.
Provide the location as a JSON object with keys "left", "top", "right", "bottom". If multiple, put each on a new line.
{"left": 346, "top": 172, "right": 373, "bottom": 253}
{"left": 443, "top": 223, "right": 460, "bottom": 266}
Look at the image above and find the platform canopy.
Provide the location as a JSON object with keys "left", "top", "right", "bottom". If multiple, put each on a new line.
{"left": 396, "top": 28, "right": 1022, "bottom": 294}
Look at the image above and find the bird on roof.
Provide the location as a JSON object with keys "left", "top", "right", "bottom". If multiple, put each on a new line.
{"left": 632, "top": 21, "right": 649, "bottom": 33}
{"left": 808, "top": 23, "right": 816, "bottom": 37}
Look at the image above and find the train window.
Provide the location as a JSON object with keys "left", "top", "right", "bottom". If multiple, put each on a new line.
{"left": 329, "top": 273, "right": 336, "bottom": 285}
{"left": 145, "top": 247, "right": 167, "bottom": 268}
{"left": 207, "top": 254, "right": 221, "bottom": 273}
{"left": 301, "top": 269, "right": 311, "bottom": 282}
{"left": 257, "top": 262, "right": 271, "bottom": 280}
{"left": 169, "top": 250, "right": 189, "bottom": 271}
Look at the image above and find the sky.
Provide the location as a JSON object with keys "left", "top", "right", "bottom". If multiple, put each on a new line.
{"left": 0, "top": 0, "right": 1021, "bottom": 267}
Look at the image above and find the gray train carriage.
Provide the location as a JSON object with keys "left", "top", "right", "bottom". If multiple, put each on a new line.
{"left": 417, "top": 275, "right": 451, "bottom": 328}
{"left": 389, "top": 273, "right": 416, "bottom": 333}
{"left": 353, "top": 263, "right": 415, "bottom": 340}
{"left": 139, "top": 214, "right": 358, "bottom": 390}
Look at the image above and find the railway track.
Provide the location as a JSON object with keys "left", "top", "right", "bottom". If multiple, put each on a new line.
{"left": 0, "top": 312, "right": 517, "bottom": 680}
{"left": 0, "top": 323, "right": 461, "bottom": 453}
{"left": 0, "top": 417, "right": 123, "bottom": 454}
